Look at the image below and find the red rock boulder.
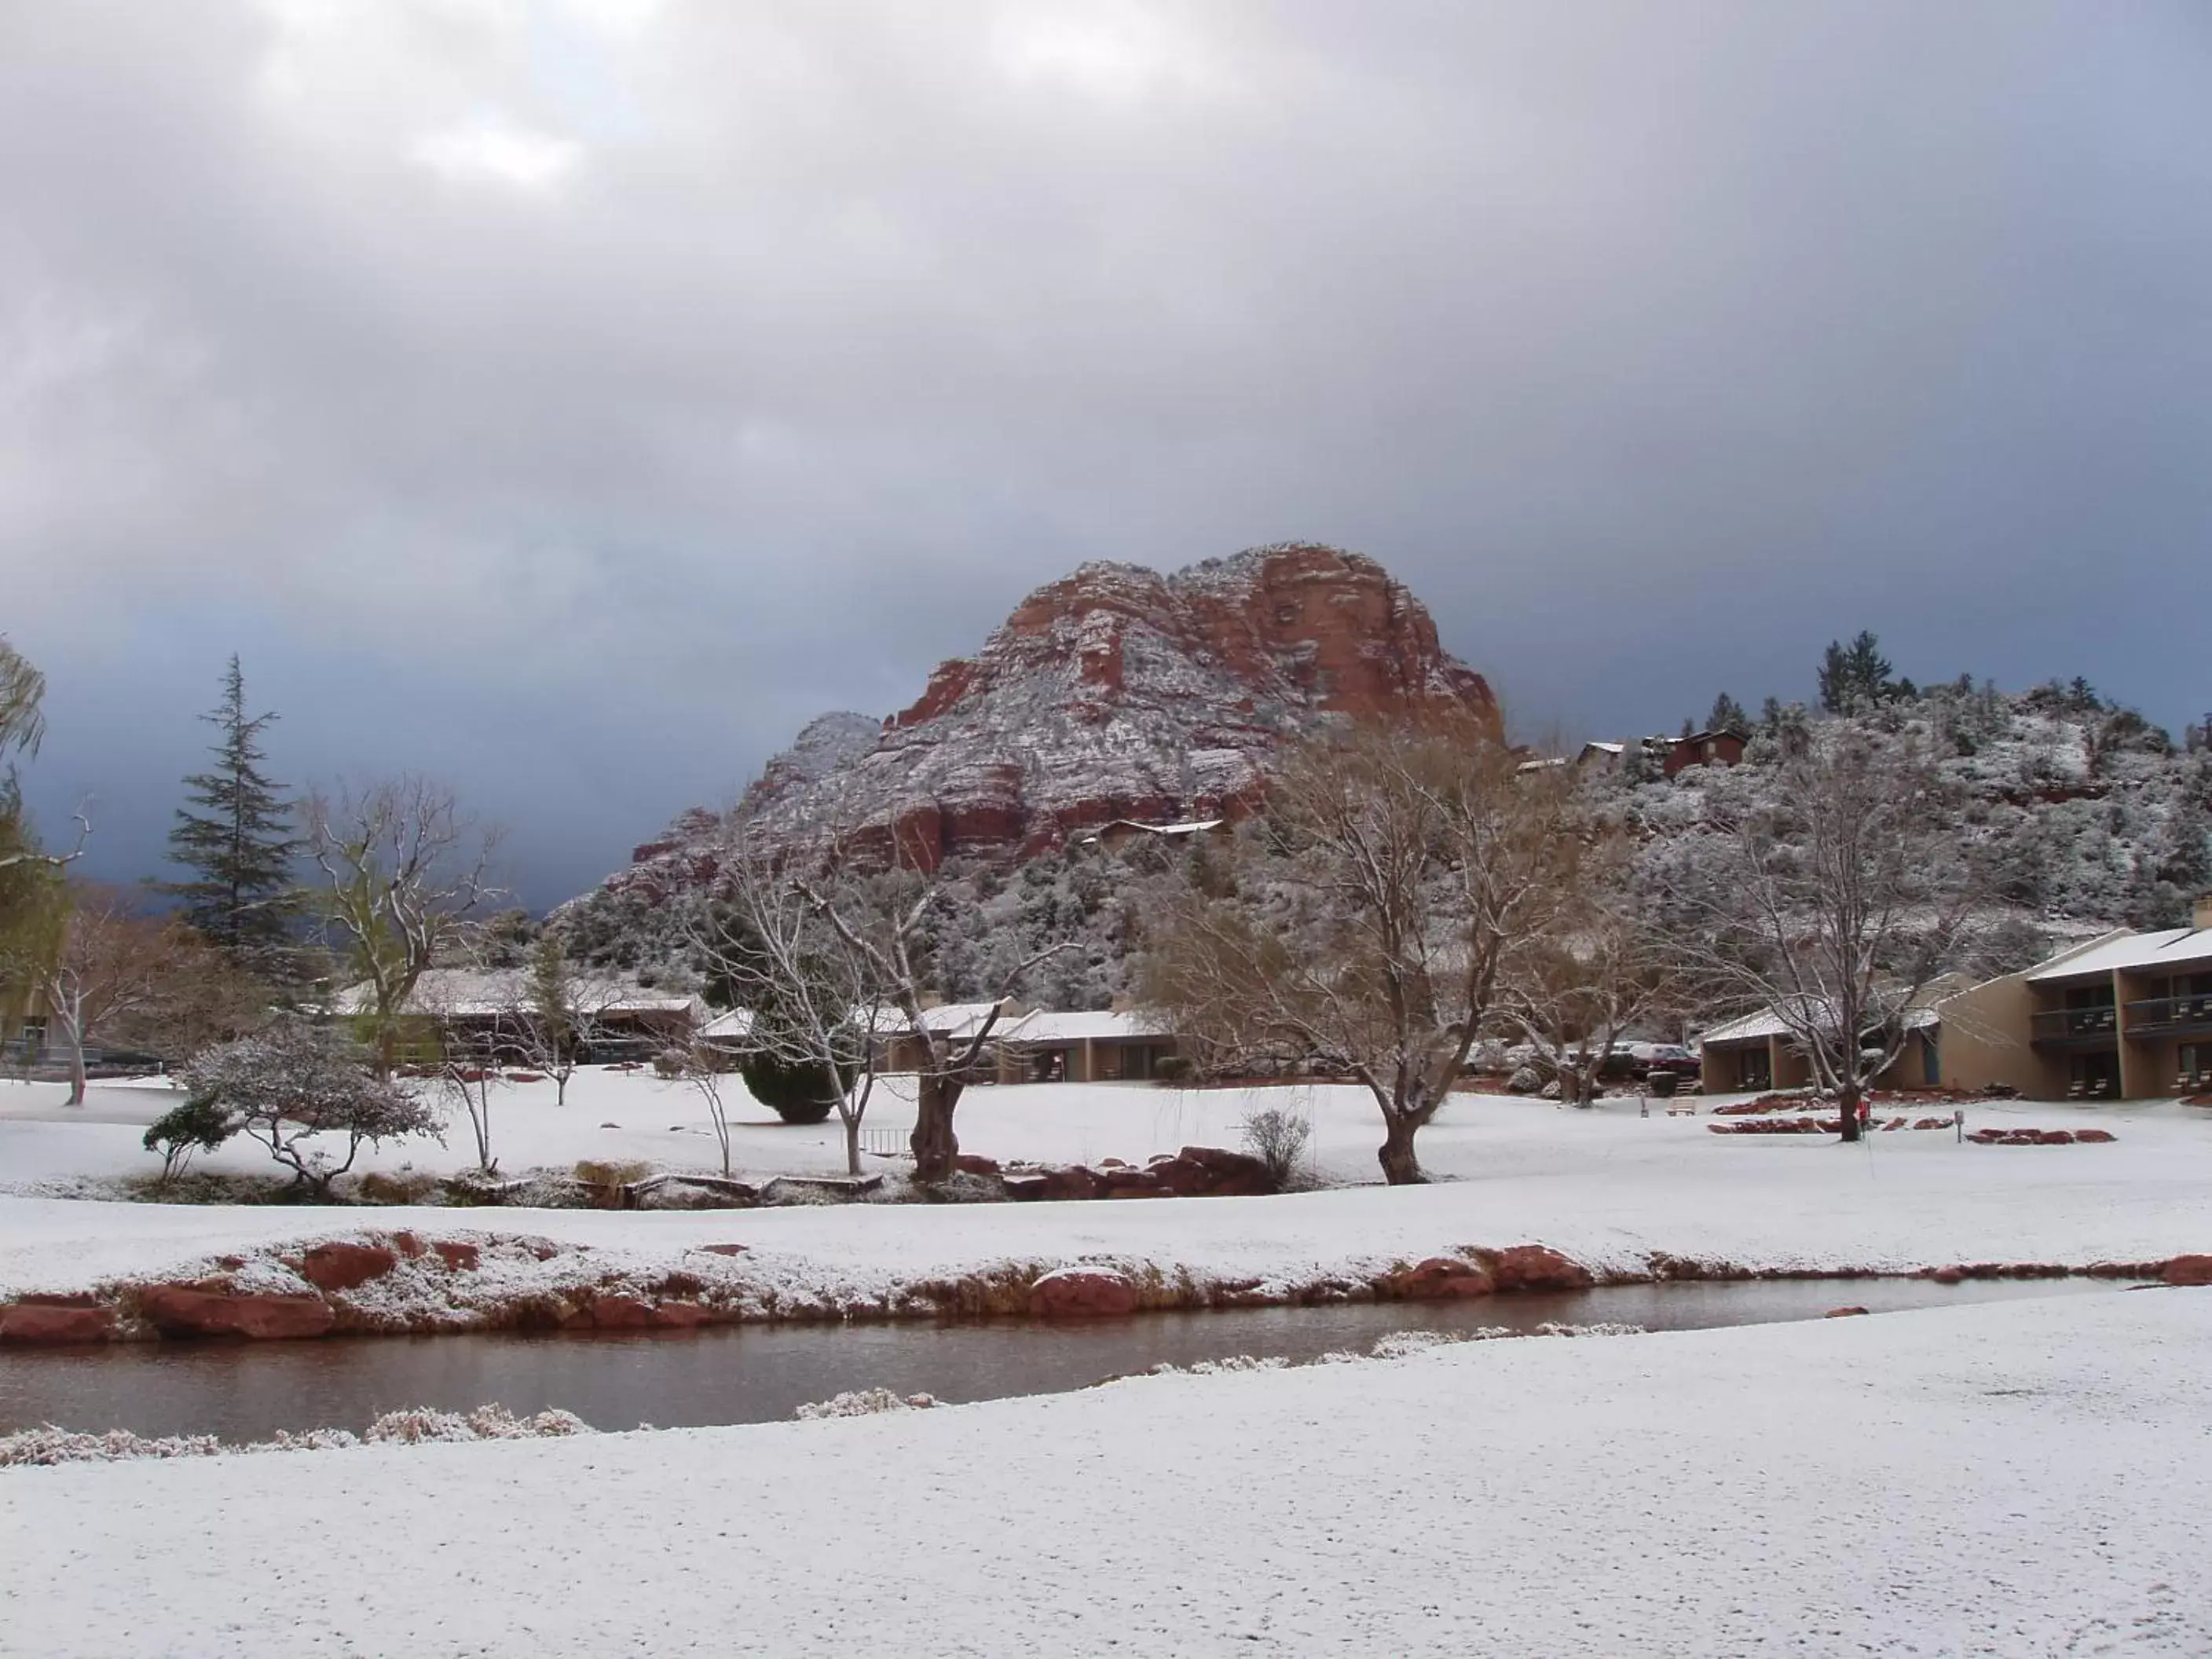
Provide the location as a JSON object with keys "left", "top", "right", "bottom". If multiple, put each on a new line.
{"left": 299, "top": 1242, "right": 399, "bottom": 1293}
{"left": 432, "top": 1240, "right": 482, "bottom": 1272}
{"left": 1488, "top": 1245, "right": 1595, "bottom": 1294}
{"left": 1027, "top": 1267, "right": 1140, "bottom": 1318}
{"left": 1384, "top": 1258, "right": 1495, "bottom": 1301}
{"left": 2163, "top": 1255, "right": 2212, "bottom": 1287}
{"left": 1825, "top": 1306, "right": 1871, "bottom": 1318}
{"left": 2075, "top": 1129, "right": 2117, "bottom": 1144}
{"left": 140, "top": 1286, "right": 335, "bottom": 1340}
{"left": 586, "top": 1295, "right": 656, "bottom": 1329}
{"left": 0, "top": 1298, "right": 115, "bottom": 1344}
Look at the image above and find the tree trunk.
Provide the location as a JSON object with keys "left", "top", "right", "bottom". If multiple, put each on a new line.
{"left": 1837, "top": 1081, "right": 1862, "bottom": 1143}
{"left": 844, "top": 1114, "right": 862, "bottom": 1177}
{"left": 54, "top": 1002, "right": 87, "bottom": 1106}
{"left": 1377, "top": 1111, "right": 1424, "bottom": 1185}
{"left": 911, "top": 1072, "right": 963, "bottom": 1184}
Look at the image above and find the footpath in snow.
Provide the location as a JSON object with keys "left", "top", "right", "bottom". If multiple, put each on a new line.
{"left": 2, "top": 1289, "right": 2207, "bottom": 1657}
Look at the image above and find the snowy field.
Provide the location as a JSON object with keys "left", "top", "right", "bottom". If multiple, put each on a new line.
{"left": 2, "top": 1071, "right": 2208, "bottom": 1300}
{"left": 3, "top": 1288, "right": 2207, "bottom": 1656}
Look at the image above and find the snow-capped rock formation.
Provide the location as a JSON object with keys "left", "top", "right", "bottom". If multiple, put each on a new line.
{"left": 601, "top": 542, "right": 1498, "bottom": 895}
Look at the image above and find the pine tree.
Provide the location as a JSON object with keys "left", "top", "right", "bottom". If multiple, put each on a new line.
{"left": 163, "top": 657, "right": 298, "bottom": 972}
{"left": 1817, "top": 631, "right": 1895, "bottom": 716}
{"left": 1707, "top": 692, "right": 1750, "bottom": 735}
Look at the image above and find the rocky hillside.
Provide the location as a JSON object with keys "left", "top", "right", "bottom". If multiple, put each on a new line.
{"left": 597, "top": 542, "right": 1498, "bottom": 901}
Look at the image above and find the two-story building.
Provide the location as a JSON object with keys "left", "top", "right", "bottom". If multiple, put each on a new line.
{"left": 1698, "top": 895, "right": 2212, "bottom": 1101}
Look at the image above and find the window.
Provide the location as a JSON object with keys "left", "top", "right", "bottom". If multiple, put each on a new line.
{"left": 2068, "top": 1050, "right": 2120, "bottom": 1098}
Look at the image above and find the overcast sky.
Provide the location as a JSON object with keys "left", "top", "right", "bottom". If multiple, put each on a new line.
{"left": 5, "top": 2, "right": 2209, "bottom": 907}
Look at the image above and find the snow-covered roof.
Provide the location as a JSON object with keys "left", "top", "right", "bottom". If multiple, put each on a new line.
{"left": 698, "top": 1008, "right": 756, "bottom": 1042}
{"left": 331, "top": 968, "right": 700, "bottom": 1020}
{"left": 912, "top": 1001, "right": 1021, "bottom": 1038}
{"left": 2023, "top": 927, "right": 2212, "bottom": 984}
{"left": 999, "top": 1009, "right": 1170, "bottom": 1045}
{"left": 1580, "top": 742, "right": 1625, "bottom": 756}
{"left": 1701, "top": 999, "right": 1939, "bottom": 1047}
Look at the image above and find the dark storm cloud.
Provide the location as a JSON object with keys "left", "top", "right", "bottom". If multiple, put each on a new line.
{"left": 4, "top": 2, "right": 2209, "bottom": 904}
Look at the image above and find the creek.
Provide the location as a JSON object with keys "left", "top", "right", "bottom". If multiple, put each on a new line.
{"left": 0, "top": 1276, "right": 2132, "bottom": 1442}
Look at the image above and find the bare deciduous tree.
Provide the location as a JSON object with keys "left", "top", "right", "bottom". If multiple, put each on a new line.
{"left": 698, "top": 814, "right": 1066, "bottom": 1185}
{"left": 1144, "top": 719, "right": 1588, "bottom": 1184}
{"left": 1498, "top": 846, "right": 1682, "bottom": 1108}
{"left": 1649, "top": 731, "right": 1988, "bottom": 1141}
{"left": 306, "top": 776, "right": 502, "bottom": 1075}
{"left": 515, "top": 932, "right": 632, "bottom": 1107}
{"left": 1, "top": 886, "right": 196, "bottom": 1104}
{"left": 684, "top": 837, "right": 884, "bottom": 1175}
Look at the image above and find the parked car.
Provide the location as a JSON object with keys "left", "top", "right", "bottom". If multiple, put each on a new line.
{"left": 1629, "top": 1042, "right": 1701, "bottom": 1081}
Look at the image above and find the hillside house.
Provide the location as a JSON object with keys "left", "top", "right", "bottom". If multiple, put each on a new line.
{"left": 1662, "top": 729, "right": 1748, "bottom": 777}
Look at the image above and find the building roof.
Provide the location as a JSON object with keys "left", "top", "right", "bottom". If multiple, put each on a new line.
{"left": 999, "top": 1009, "right": 1169, "bottom": 1044}
{"left": 331, "top": 968, "right": 701, "bottom": 1020}
{"left": 2023, "top": 926, "right": 2212, "bottom": 983}
{"left": 697, "top": 1008, "right": 756, "bottom": 1042}
{"left": 909, "top": 1000, "right": 1024, "bottom": 1039}
{"left": 1700, "top": 998, "right": 1939, "bottom": 1047}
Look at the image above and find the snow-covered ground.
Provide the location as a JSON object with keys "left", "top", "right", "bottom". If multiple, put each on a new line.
{"left": 2, "top": 1072, "right": 2207, "bottom": 1301}
{"left": 4, "top": 1288, "right": 2207, "bottom": 1656}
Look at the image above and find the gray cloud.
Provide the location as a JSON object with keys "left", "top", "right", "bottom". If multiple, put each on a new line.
{"left": 5, "top": 1, "right": 2209, "bottom": 904}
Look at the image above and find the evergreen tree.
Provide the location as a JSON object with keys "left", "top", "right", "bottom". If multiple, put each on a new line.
{"left": 163, "top": 657, "right": 298, "bottom": 972}
{"left": 1817, "top": 630, "right": 1895, "bottom": 715}
{"left": 1706, "top": 692, "right": 1750, "bottom": 735}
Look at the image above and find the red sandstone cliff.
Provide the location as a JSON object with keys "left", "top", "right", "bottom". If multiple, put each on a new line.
{"left": 604, "top": 543, "right": 1498, "bottom": 889}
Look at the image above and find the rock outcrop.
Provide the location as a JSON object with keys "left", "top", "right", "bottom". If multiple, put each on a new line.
{"left": 600, "top": 543, "right": 1497, "bottom": 890}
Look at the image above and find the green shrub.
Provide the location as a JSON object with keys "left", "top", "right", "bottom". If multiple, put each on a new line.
{"left": 738, "top": 1053, "right": 840, "bottom": 1125}
{"left": 142, "top": 1093, "right": 236, "bottom": 1186}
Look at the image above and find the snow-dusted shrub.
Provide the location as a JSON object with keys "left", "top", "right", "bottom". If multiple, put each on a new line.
{"left": 1237, "top": 1104, "right": 1311, "bottom": 1190}
{"left": 1368, "top": 1329, "right": 1460, "bottom": 1361}
{"left": 176, "top": 1016, "right": 442, "bottom": 1197}
{"left": 1145, "top": 1354, "right": 1287, "bottom": 1377}
{"left": 1507, "top": 1066, "right": 1542, "bottom": 1094}
{"left": 0, "top": 1426, "right": 225, "bottom": 1466}
{"left": 363, "top": 1404, "right": 591, "bottom": 1445}
{"left": 793, "top": 1389, "right": 941, "bottom": 1419}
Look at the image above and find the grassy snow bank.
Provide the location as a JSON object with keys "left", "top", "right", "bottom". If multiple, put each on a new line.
{"left": 4, "top": 1291, "right": 2206, "bottom": 1655}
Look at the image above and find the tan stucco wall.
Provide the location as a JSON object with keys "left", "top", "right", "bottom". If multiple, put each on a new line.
{"left": 1928, "top": 970, "right": 2062, "bottom": 1097}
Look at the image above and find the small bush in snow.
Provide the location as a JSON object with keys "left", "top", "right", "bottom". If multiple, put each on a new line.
{"left": 1238, "top": 1104, "right": 1313, "bottom": 1191}
{"left": 794, "top": 1389, "right": 941, "bottom": 1419}
{"left": 1507, "top": 1066, "right": 1543, "bottom": 1094}
{"left": 141, "top": 1093, "right": 234, "bottom": 1186}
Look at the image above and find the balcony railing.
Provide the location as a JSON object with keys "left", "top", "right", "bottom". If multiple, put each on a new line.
{"left": 2030, "top": 1006, "right": 2118, "bottom": 1043}
{"left": 2123, "top": 994, "right": 2212, "bottom": 1035}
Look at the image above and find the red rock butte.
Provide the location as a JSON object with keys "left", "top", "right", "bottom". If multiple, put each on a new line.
{"left": 610, "top": 542, "right": 1499, "bottom": 887}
